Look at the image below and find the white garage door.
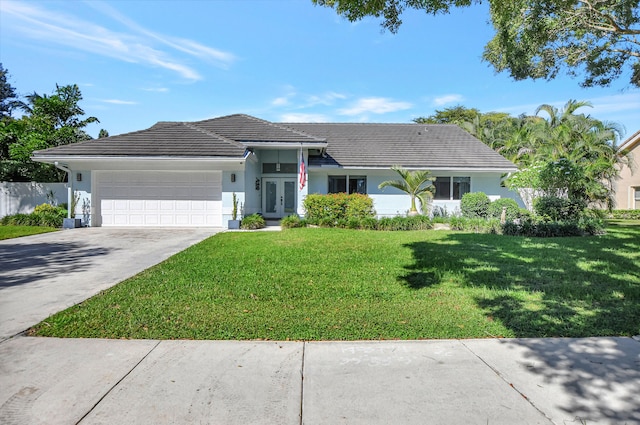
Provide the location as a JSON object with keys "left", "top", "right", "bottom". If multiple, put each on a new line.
{"left": 96, "top": 171, "right": 222, "bottom": 227}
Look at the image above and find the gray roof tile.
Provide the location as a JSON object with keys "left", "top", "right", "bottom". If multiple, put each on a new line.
{"left": 33, "top": 115, "right": 516, "bottom": 171}
{"left": 34, "top": 122, "right": 247, "bottom": 158}
{"left": 285, "top": 123, "right": 516, "bottom": 170}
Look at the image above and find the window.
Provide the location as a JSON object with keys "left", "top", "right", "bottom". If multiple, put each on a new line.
{"left": 453, "top": 177, "right": 471, "bottom": 199}
{"left": 434, "top": 177, "right": 451, "bottom": 200}
{"left": 262, "top": 163, "right": 297, "bottom": 173}
{"left": 434, "top": 176, "right": 471, "bottom": 200}
{"left": 635, "top": 187, "right": 640, "bottom": 201}
{"left": 328, "top": 176, "right": 346, "bottom": 193}
{"left": 349, "top": 176, "right": 367, "bottom": 194}
{"left": 328, "top": 175, "right": 367, "bottom": 194}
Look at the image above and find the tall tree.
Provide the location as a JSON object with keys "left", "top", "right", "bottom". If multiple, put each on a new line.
{"left": 313, "top": 0, "right": 640, "bottom": 87}
{"left": 504, "top": 100, "right": 629, "bottom": 208}
{"left": 0, "top": 64, "right": 22, "bottom": 120}
{"left": 1, "top": 84, "right": 98, "bottom": 182}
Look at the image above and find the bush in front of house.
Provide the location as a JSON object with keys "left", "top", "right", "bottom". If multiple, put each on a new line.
{"left": 1, "top": 203, "right": 67, "bottom": 227}
{"left": 502, "top": 216, "right": 604, "bottom": 237}
{"left": 281, "top": 215, "right": 306, "bottom": 229}
{"left": 487, "top": 198, "right": 521, "bottom": 221}
{"left": 449, "top": 217, "right": 501, "bottom": 233}
{"left": 303, "top": 193, "right": 375, "bottom": 224}
{"left": 376, "top": 215, "right": 433, "bottom": 231}
{"left": 460, "top": 192, "right": 491, "bottom": 219}
{"left": 240, "top": 214, "right": 266, "bottom": 230}
{"left": 533, "top": 196, "right": 585, "bottom": 221}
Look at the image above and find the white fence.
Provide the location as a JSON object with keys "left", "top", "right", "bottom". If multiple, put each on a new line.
{"left": 0, "top": 182, "right": 69, "bottom": 218}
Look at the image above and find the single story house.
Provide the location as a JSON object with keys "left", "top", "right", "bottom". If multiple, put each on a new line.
{"left": 614, "top": 129, "right": 640, "bottom": 209}
{"left": 32, "top": 114, "right": 519, "bottom": 227}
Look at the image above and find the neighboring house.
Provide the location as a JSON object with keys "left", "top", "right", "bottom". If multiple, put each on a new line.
{"left": 615, "top": 129, "right": 640, "bottom": 209}
{"left": 31, "top": 114, "right": 519, "bottom": 227}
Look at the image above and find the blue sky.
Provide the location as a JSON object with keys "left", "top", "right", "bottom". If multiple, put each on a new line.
{"left": 1, "top": 0, "right": 638, "bottom": 141}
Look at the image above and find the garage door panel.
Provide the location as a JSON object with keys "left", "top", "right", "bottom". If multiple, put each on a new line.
{"left": 97, "top": 171, "right": 222, "bottom": 227}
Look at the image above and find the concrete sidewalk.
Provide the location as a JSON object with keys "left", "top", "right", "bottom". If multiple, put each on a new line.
{"left": 1, "top": 336, "right": 638, "bottom": 424}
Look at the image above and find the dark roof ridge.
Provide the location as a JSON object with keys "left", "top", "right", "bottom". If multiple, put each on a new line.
{"left": 225, "top": 114, "right": 326, "bottom": 142}
{"left": 280, "top": 122, "right": 458, "bottom": 127}
{"left": 181, "top": 122, "right": 247, "bottom": 150}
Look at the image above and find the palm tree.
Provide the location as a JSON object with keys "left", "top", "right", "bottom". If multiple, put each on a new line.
{"left": 378, "top": 166, "right": 435, "bottom": 216}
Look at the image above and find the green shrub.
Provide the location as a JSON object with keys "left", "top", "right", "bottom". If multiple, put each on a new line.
{"left": 360, "top": 217, "right": 378, "bottom": 230}
{"left": 240, "top": 214, "right": 265, "bottom": 230}
{"left": 375, "top": 215, "right": 432, "bottom": 231}
{"left": 0, "top": 210, "right": 64, "bottom": 227}
{"left": 33, "top": 203, "right": 59, "bottom": 215}
{"left": 460, "top": 192, "right": 490, "bottom": 218}
{"left": 502, "top": 217, "right": 604, "bottom": 237}
{"left": 303, "top": 193, "right": 375, "bottom": 222}
{"left": 345, "top": 193, "right": 376, "bottom": 218}
{"left": 449, "top": 217, "right": 500, "bottom": 233}
{"left": 608, "top": 210, "right": 640, "bottom": 220}
{"left": 534, "top": 196, "right": 585, "bottom": 221}
{"left": 488, "top": 198, "right": 520, "bottom": 221}
{"left": 281, "top": 215, "right": 305, "bottom": 229}
{"left": 32, "top": 212, "right": 64, "bottom": 228}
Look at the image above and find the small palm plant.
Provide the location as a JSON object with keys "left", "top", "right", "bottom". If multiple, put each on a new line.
{"left": 379, "top": 166, "right": 435, "bottom": 216}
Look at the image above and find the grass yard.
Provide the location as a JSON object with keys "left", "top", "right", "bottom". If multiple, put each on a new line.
{"left": 31, "top": 221, "right": 640, "bottom": 340}
{"left": 0, "top": 225, "right": 58, "bottom": 240}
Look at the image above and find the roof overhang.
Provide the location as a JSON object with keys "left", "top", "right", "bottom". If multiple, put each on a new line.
{"left": 243, "top": 141, "right": 328, "bottom": 149}
{"left": 310, "top": 165, "right": 518, "bottom": 173}
{"left": 619, "top": 130, "right": 640, "bottom": 152}
{"left": 32, "top": 155, "right": 250, "bottom": 172}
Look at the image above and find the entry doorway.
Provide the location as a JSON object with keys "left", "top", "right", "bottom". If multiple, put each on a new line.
{"left": 263, "top": 178, "right": 297, "bottom": 219}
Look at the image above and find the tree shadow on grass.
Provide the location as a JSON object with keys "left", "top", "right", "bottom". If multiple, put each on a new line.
{"left": 400, "top": 223, "right": 640, "bottom": 337}
{"left": 401, "top": 223, "right": 640, "bottom": 423}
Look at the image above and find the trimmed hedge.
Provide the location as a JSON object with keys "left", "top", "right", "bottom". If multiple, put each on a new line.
{"left": 487, "top": 198, "right": 521, "bottom": 221}
{"left": 303, "top": 193, "right": 375, "bottom": 223}
{"left": 608, "top": 210, "right": 640, "bottom": 220}
{"left": 460, "top": 192, "right": 490, "bottom": 218}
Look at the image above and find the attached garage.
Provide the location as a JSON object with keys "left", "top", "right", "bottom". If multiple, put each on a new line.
{"left": 95, "top": 171, "right": 222, "bottom": 227}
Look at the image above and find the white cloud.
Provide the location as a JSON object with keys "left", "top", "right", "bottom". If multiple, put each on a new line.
{"left": 100, "top": 99, "right": 138, "bottom": 105}
{"left": 142, "top": 87, "right": 169, "bottom": 93}
{"left": 280, "top": 113, "right": 330, "bottom": 122}
{"left": 338, "top": 97, "right": 412, "bottom": 116}
{"left": 272, "top": 97, "right": 290, "bottom": 106}
{"left": 0, "top": 0, "right": 235, "bottom": 81}
{"left": 432, "top": 94, "right": 464, "bottom": 107}
{"left": 305, "top": 92, "right": 347, "bottom": 107}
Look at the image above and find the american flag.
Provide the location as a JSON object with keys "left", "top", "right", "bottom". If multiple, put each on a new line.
{"left": 299, "top": 150, "right": 306, "bottom": 190}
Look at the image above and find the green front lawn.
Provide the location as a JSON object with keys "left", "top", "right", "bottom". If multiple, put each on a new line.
{"left": 31, "top": 222, "right": 640, "bottom": 340}
{"left": 0, "top": 225, "right": 59, "bottom": 240}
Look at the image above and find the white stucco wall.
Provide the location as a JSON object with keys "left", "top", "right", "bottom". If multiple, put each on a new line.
{"left": 0, "top": 182, "right": 68, "bottom": 218}
{"left": 306, "top": 168, "right": 522, "bottom": 217}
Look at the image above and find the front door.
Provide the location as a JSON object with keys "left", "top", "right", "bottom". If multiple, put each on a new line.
{"left": 263, "top": 178, "right": 296, "bottom": 218}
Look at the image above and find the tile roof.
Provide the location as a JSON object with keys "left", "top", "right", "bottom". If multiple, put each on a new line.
{"left": 34, "top": 121, "right": 247, "bottom": 158}
{"left": 285, "top": 123, "right": 517, "bottom": 170}
{"left": 192, "top": 114, "right": 326, "bottom": 144}
{"left": 33, "top": 114, "right": 516, "bottom": 171}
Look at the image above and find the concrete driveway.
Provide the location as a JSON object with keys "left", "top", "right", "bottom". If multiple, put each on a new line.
{"left": 0, "top": 227, "right": 220, "bottom": 341}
